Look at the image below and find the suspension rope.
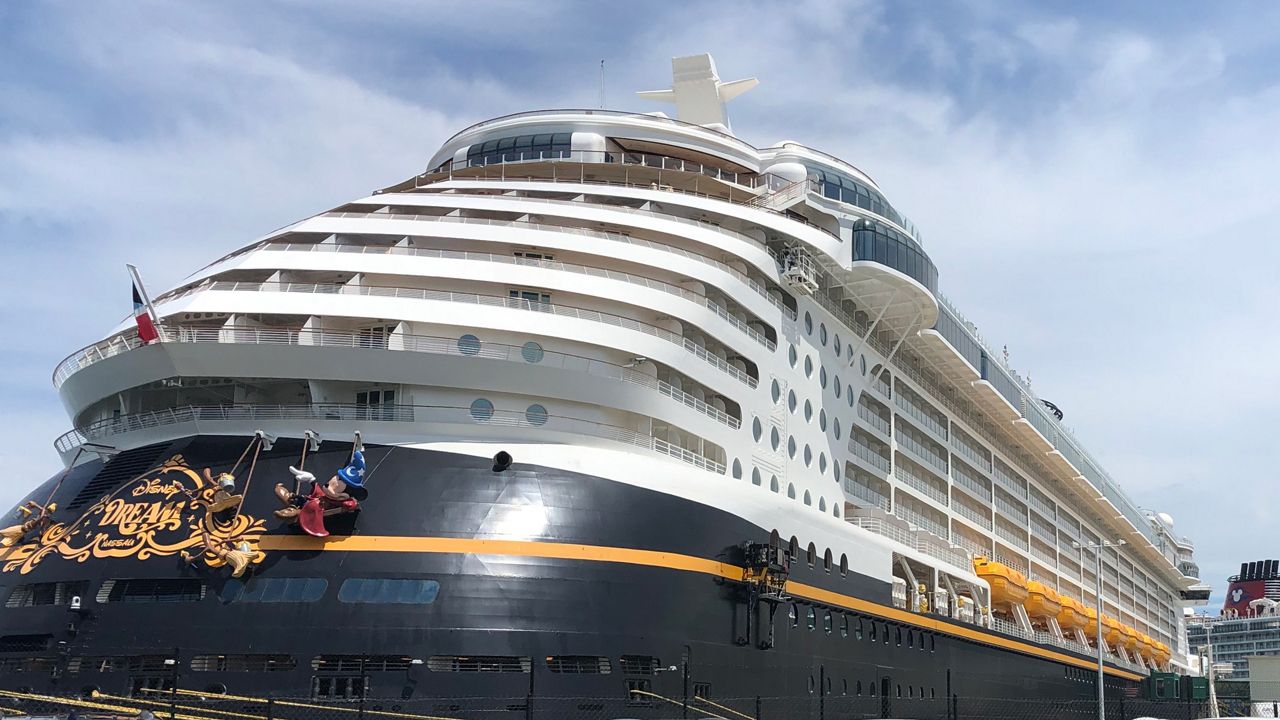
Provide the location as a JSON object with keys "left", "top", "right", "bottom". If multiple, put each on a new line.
{"left": 233, "top": 434, "right": 263, "bottom": 518}
{"left": 42, "top": 446, "right": 85, "bottom": 509}
{"left": 146, "top": 687, "right": 462, "bottom": 720}
{"left": 628, "top": 689, "right": 732, "bottom": 720}
{"left": 294, "top": 432, "right": 311, "bottom": 495}
{"left": 97, "top": 690, "right": 266, "bottom": 720}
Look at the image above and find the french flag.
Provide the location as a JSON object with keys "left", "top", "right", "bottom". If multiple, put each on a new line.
{"left": 132, "top": 276, "right": 159, "bottom": 344}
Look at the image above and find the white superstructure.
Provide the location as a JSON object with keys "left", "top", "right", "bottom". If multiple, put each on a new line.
{"left": 51, "top": 54, "right": 1202, "bottom": 673}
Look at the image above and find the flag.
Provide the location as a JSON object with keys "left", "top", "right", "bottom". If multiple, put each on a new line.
{"left": 132, "top": 279, "right": 159, "bottom": 344}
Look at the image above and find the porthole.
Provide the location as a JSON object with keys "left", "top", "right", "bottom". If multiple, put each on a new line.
{"left": 896, "top": 627, "right": 902, "bottom": 646}
{"left": 840, "top": 554, "right": 848, "bottom": 576}
{"left": 819, "top": 323, "right": 828, "bottom": 346}
{"left": 856, "top": 619, "right": 864, "bottom": 641}
{"left": 804, "top": 312, "right": 813, "bottom": 335}
{"left": 820, "top": 366, "right": 827, "bottom": 388}
{"left": 788, "top": 345, "right": 798, "bottom": 367}
{"left": 771, "top": 379, "right": 782, "bottom": 403}
{"left": 870, "top": 623, "right": 877, "bottom": 642}
{"left": 819, "top": 497, "right": 826, "bottom": 512}
{"left": 804, "top": 399, "right": 813, "bottom": 422}
{"left": 870, "top": 681, "right": 877, "bottom": 697}
{"left": 803, "top": 445, "right": 813, "bottom": 467}
{"left": 770, "top": 476, "right": 780, "bottom": 493}
{"left": 787, "top": 436, "right": 797, "bottom": 458}
{"left": 787, "top": 483, "right": 796, "bottom": 499}
{"left": 457, "top": 334, "right": 481, "bottom": 355}
{"left": 834, "top": 334, "right": 842, "bottom": 354}
{"left": 833, "top": 505, "right": 840, "bottom": 518}
{"left": 819, "top": 409, "right": 827, "bottom": 431}
{"left": 908, "top": 629, "right": 914, "bottom": 648}
{"left": 808, "top": 675, "right": 815, "bottom": 694}
{"left": 752, "top": 417, "right": 763, "bottom": 441}
{"left": 788, "top": 390, "right": 797, "bottom": 413}
{"left": 469, "top": 398, "right": 495, "bottom": 421}
{"left": 520, "top": 341, "right": 544, "bottom": 363}
{"left": 847, "top": 387, "right": 855, "bottom": 407}
{"left": 789, "top": 604, "right": 798, "bottom": 626}
{"left": 752, "top": 468, "right": 762, "bottom": 486}
{"left": 841, "top": 615, "right": 849, "bottom": 638}
{"left": 833, "top": 418, "right": 842, "bottom": 439}
{"left": 834, "top": 376, "right": 842, "bottom": 398}
{"left": 804, "top": 356, "right": 813, "bottom": 377}
{"left": 524, "top": 403, "right": 548, "bottom": 426}
{"left": 819, "top": 453, "right": 828, "bottom": 473}
{"left": 842, "top": 678, "right": 848, "bottom": 695}
{"left": 806, "top": 607, "right": 816, "bottom": 630}
{"left": 860, "top": 354, "right": 868, "bottom": 375}
{"left": 771, "top": 427, "right": 781, "bottom": 451}
{"left": 823, "top": 611, "right": 833, "bottom": 634}
{"left": 857, "top": 680, "right": 863, "bottom": 696}
{"left": 732, "top": 459, "right": 743, "bottom": 479}
{"left": 803, "top": 490, "right": 812, "bottom": 506}
{"left": 823, "top": 548, "right": 832, "bottom": 572}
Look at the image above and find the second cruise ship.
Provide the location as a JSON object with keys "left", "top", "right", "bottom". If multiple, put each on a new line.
{"left": 0, "top": 54, "right": 1208, "bottom": 719}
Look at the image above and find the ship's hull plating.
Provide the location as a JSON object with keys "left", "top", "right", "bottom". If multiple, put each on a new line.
{"left": 0, "top": 437, "right": 1178, "bottom": 719}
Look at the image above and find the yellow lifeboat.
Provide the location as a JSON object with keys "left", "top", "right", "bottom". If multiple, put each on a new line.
{"left": 1025, "top": 581, "right": 1063, "bottom": 619}
{"left": 1121, "top": 625, "right": 1141, "bottom": 653}
{"left": 1153, "top": 641, "right": 1171, "bottom": 667}
{"left": 973, "top": 556, "right": 1029, "bottom": 608}
{"left": 1139, "top": 634, "right": 1158, "bottom": 662}
{"left": 1101, "top": 615, "right": 1122, "bottom": 646}
{"left": 1057, "top": 595, "right": 1087, "bottom": 631}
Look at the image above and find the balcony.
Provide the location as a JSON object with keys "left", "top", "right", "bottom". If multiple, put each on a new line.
{"left": 894, "top": 458, "right": 949, "bottom": 507}
{"left": 995, "top": 520, "right": 1029, "bottom": 551}
{"left": 895, "top": 426, "right": 949, "bottom": 477}
{"left": 952, "top": 496, "right": 993, "bottom": 531}
{"left": 950, "top": 430, "right": 992, "bottom": 474}
{"left": 844, "top": 475, "right": 891, "bottom": 512}
{"left": 894, "top": 390, "right": 948, "bottom": 441}
{"left": 56, "top": 403, "right": 726, "bottom": 474}
{"left": 994, "top": 492, "right": 1027, "bottom": 523}
{"left": 1028, "top": 491, "right": 1056, "bottom": 520}
{"left": 857, "top": 402, "right": 892, "bottom": 439}
{"left": 895, "top": 501, "right": 949, "bottom": 541}
{"left": 951, "top": 458, "right": 993, "bottom": 503}
{"left": 850, "top": 436, "right": 892, "bottom": 475}
{"left": 150, "top": 281, "right": 759, "bottom": 388}
{"left": 992, "top": 460, "right": 1028, "bottom": 500}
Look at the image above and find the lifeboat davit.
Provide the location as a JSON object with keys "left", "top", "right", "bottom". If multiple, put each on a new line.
{"left": 1139, "top": 634, "right": 1158, "bottom": 662}
{"left": 1153, "top": 641, "right": 1171, "bottom": 667}
{"left": 1057, "top": 595, "right": 1087, "bottom": 631}
{"left": 1025, "top": 581, "right": 1063, "bottom": 619}
{"left": 973, "top": 556, "right": 1029, "bottom": 608}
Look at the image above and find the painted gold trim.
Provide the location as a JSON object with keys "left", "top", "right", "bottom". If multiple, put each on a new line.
{"left": 257, "top": 533, "right": 1144, "bottom": 681}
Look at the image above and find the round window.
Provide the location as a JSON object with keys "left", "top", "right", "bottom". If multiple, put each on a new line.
{"left": 457, "top": 334, "right": 481, "bottom": 356}
{"left": 524, "top": 403, "right": 548, "bottom": 426}
{"left": 804, "top": 312, "right": 813, "bottom": 335}
{"left": 787, "top": 436, "right": 797, "bottom": 458}
{"left": 771, "top": 379, "right": 782, "bottom": 403}
{"left": 770, "top": 476, "right": 780, "bottom": 492}
{"left": 820, "top": 366, "right": 828, "bottom": 388}
{"left": 833, "top": 334, "right": 842, "bottom": 354}
{"left": 803, "top": 445, "right": 813, "bottom": 467}
{"left": 521, "top": 341, "right": 544, "bottom": 363}
{"left": 833, "top": 417, "right": 842, "bottom": 439}
{"left": 804, "top": 399, "right": 813, "bottom": 422}
{"left": 824, "top": 611, "right": 833, "bottom": 634}
{"left": 771, "top": 427, "right": 781, "bottom": 451}
{"left": 819, "top": 323, "right": 828, "bottom": 346}
{"left": 469, "top": 398, "right": 495, "bottom": 421}
{"left": 806, "top": 607, "right": 816, "bottom": 630}
{"left": 819, "top": 453, "right": 827, "bottom": 473}
{"left": 732, "top": 458, "right": 743, "bottom": 479}
{"left": 819, "top": 409, "right": 827, "bottom": 431}
{"left": 752, "top": 468, "right": 762, "bottom": 486}
{"left": 860, "top": 354, "right": 868, "bottom": 376}
{"left": 788, "top": 390, "right": 797, "bottom": 413}
{"left": 803, "top": 489, "right": 812, "bottom": 505}
{"left": 834, "top": 376, "right": 842, "bottom": 397}
{"left": 804, "top": 356, "right": 813, "bottom": 377}
{"left": 788, "top": 345, "right": 798, "bottom": 367}
{"left": 752, "top": 417, "right": 763, "bottom": 442}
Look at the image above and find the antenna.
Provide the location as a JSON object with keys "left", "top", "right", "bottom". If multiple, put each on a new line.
{"left": 599, "top": 59, "right": 605, "bottom": 109}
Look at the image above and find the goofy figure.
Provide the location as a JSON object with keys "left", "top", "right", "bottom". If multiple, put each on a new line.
{"left": 273, "top": 450, "right": 368, "bottom": 537}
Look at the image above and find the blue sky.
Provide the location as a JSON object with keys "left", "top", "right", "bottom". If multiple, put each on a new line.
{"left": 2, "top": 1, "right": 1278, "bottom": 606}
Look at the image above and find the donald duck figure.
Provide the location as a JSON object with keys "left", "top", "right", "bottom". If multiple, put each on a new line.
{"left": 273, "top": 450, "right": 368, "bottom": 537}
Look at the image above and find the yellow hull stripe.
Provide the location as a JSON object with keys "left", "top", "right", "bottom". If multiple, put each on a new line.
{"left": 258, "top": 534, "right": 1144, "bottom": 681}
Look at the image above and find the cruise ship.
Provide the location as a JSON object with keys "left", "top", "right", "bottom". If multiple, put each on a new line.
{"left": 0, "top": 55, "right": 1208, "bottom": 718}
{"left": 1187, "top": 560, "right": 1280, "bottom": 681}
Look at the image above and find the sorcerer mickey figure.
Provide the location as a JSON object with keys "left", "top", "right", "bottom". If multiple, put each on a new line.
{"left": 273, "top": 450, "right": 368, "bottom": 537}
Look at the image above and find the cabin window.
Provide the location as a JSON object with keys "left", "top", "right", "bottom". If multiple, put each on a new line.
{"left": 6, "top": 581, "right": 89, "bottom": 608}
{"left": 426, "top": 656, "right": 529, "bottom": 673}
{"left": 626, "top": 678, "right": 653, "bottom": 704}
{"left": 313, "top": 655, "right": 413, "bottom": 672}
{"left": 311, "top": 676, "right": 365, "bottom": 700}
{"left": 337, "top": 578, "right": 440, "bottom": 604}
{"left": 190, "top": 655, "right": 295, "bottom": 672}
{"left": 219, "top": 577, "right": 327, "bottom": 604}
{"left": 620, "top": 655, "right": 660, "bottom": 675}
{"left": 97, "top": 579, "right": 205, "bottom": 603}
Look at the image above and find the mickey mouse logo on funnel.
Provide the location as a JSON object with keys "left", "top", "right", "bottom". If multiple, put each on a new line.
{"left": 274, "top": 450, "right": 368, "bottom": 537}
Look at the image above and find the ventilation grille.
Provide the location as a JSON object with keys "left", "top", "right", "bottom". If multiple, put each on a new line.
{"left": 0, "top": 634, "right": 53, "bottom": 653}
{"left": 545, "top": 655, "right": 611, "bottom": 674}
{"left": 66, "top": 442, "right": 172, "bottom": 511}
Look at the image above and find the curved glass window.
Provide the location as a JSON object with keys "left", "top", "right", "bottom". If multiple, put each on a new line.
{"left": 770, "top": 476, "right": 780, "bottom": 493}
{"left": 521, "top": 341, "right": 545, "bottom": 363}
{"left": 787, "top": 483, "right": 797, "bottom": 499}
{"left": 732, "top": 458, "right": 743, "bottom": 479}
{"left": 771, "top": 379, "right": 782, "bottom": 403}
{"left": 852, "top": 221, "right": 938, "bottom": 293}
{"left": 220, "top": 577, "right": 327, "bottom": 604}
{"left": 819, "top": 409, "right": 827, "bottom": 431}
{"left": 770, "top": 427, "right": 781, "bottom": 451}
{"left": 752, "top": 468, "right": 762, "bottom": 486}
{"left": 752, "top": 417, "right": 764, "bottom": 442}
{"left": 338, "top": 578, "right": 440, "bottom": 604}
{"left": 524, "top": 404, "right": 548, "bottom": 426}
{"left": 803, "top": 445, "right": 813, "bottom": 467}
{"left": 804, "top": 399, "right": 813, "bottom": 422}
{"left": 803, "top": 489, "right": 812, "bottom": 505}
{"left": 833, "top": 334, "right": 842, "bottom": 355}
{"left": 787, "top": 436, "right": 797, "bottom": 458}
{"left": 469, "top": 398, "right": 495, "bottom": 421}
{"left": 819, "top": 323, "right": 828, "bottom": 346}
{"left": 467, "top": 133, "right": 571, "bottom": 166}
{"left": 819, "top": 452, "right": 827, "bottom": 473}
{"left": 788, "top": 390, "right": 797, "bottom": 413}
{"left": 804, "top": 312, "right": 813, "bottom": 335}
{"left": 804, "top": 356, "right": 813, "bottom": 377}
{"left": 788, "top": 345, "right": 798, "bottom": 367}
{"left": 811, "top": 167, "right": 917, "bottom": 238}
{"left": 457, "top": 334, "right": 482, "bottom": 355}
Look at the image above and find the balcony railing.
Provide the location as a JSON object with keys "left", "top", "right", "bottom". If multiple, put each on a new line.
{"left": 850, "top": 437, "right": 891, "bottom": 474}
{"left": 844, "top": 476, "right": 891, "bottom": 512}
{"left": 894, "top": 391, "right": 948, "bottom": 441}
{"left": 950, "top": 432, "right": 993, "bottom": 474}
{"left": 845, "top": 516, "right": 966, "bottom": 569}
{"left": 995, "top": 522, "right": 1029, "bottom": 551}
{"left": 992, "top": 461, "right": 1028, "bottom": 500}
{"left": 894, "top": 460, "right": 949, "bottom": 507}
{"left": 55, "top": 403, "right": 725, "bottom": 474}
{"left": 54, "top": 327, "right": 741, "bottom": 430}
{"left": 895, "top": 502, "right": 949, "bottom": 541}
{"left": 856, "top": 403, "right": 892, "bottom": 438}
{"left": 951, "top": 460, "right": 993, "bottom": 503}
{"left": 952, "top": 498, "right": 993, "bottom": 530}
{"left": 895, "top": 430, "right": 949, "bottom": 477}
{"left": 994, "top": 494, "right": 1027, "bottom": 523}
{"left": 149, "top": 281, "right": 760, "bottom": 388}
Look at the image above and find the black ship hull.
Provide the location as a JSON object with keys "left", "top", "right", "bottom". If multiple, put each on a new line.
{"left": 0, "top": 436, "right": 1191, "bottom": 719}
